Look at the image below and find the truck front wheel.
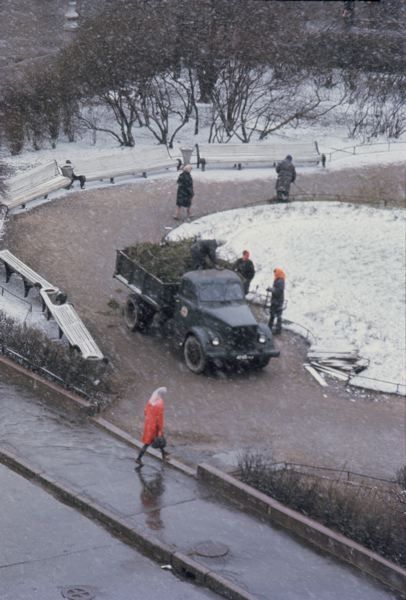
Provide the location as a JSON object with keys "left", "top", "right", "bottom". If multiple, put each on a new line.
{"left": 124, "top": 297, "right": 153, "bottom": 332}
{"left": 184, "top": 335, "right": 207, "bottom": 374}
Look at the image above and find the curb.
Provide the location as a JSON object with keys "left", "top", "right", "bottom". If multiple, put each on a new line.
{"left": 0, "top": 447, "right": 255, "bottom": 600}
{"left": 197, "top": 463, "right": 406, "bottom": 596}
{"left": 91, "top": 415, "right": 197, "bottom": 478}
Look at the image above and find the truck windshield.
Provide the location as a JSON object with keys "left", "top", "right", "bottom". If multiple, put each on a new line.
{"left": 198, "top": 281, "right": 244, "bottom": 303}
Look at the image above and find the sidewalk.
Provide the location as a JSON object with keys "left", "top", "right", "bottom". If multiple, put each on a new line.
{"left": 0, "top": 384, "right": 398, "bottom": 600}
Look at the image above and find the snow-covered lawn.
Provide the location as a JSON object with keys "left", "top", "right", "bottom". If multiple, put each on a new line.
{"left": 167, "top": 201, "right": 406, "bottom": 394}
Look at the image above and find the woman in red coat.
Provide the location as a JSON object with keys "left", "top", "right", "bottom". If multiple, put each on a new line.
{"left": 136, "top": 387, "right": 169, "bottom": 467}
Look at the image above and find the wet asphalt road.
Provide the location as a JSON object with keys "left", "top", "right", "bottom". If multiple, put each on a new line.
{"left": 0, "top": 465, "right": 218, "bottom": 600}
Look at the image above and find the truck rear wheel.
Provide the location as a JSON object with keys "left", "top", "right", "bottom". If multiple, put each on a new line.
{"left": 124, "top": 297, "right": 153, "bottom": 332}
{"left": 184, "top": 335, "right": 207, "bottom": 374}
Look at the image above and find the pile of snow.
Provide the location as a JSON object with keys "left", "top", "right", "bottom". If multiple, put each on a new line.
{"left": 167, "top": 201, "right": 406, "bottom": 394}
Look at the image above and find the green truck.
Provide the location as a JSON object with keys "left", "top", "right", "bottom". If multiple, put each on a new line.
{"left": 114, "top": 249, "right": 280, "bottom": 374}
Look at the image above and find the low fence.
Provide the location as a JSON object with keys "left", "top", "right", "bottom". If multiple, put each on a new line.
{"left": 289, "top": 192, "right": 400, "bottom": 207}
{"left": 326, "top": 141, "right": 406, "bottom": 163}
{"left": 249, "top": 295, "right": 405, "bottom": 396}
{"left": 0, "top": 343, "right": 91, "bottom": 400}
{"left": 266, "top": 462, "right": 396, "bottom": 489}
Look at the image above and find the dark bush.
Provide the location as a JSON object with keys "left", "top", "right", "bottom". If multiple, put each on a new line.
{"left": 238, "top": 451, "right": 406, "bottom": 566}
{"left": 396, "top": 466, "right": 406, "bottom": 490}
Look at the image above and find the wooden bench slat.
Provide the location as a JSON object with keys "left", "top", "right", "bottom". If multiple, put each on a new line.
{"left": 0, "top": 249, "right": 58, "bottom": 295}
{"left": 195, "top": 142, "right": 321, "bottom": 170}
{"left": 2, "top": 161, "right": 71, "bottom": 210}
{"left": 75, "top": 147, "right": 179, "bottom": 183}
{"left": 40, "top": 289, "right": 104, "bottom": 360}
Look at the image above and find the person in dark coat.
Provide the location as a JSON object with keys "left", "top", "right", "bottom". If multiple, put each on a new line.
{"left": 342, "top": 0, "right": 355, "bottom": 28}
{"left": 233, "top": 250, "right": 255, "bottom": 294}
{"left": 190, "top": 239, "right": 219, "bottom": 270}
{"left": 175, "top": 164, "right": 194, "bottom": 220}
{"left": 275, "top": 155, "right": 296, "bottom": 202}
{"left": 267, "top": 267, "right": 286, "bottom": 334}
{"left": 61, "top": 160, "right": 86, "bottom": 190}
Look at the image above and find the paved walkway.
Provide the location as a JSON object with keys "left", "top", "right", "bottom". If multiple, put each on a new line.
{"left": 0, "top": 380, "right": 399, "bottom": 600}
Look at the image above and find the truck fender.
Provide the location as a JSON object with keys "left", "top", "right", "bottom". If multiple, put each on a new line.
{"left": 257, "top": 322, "right": 272, "bottom": 338}
{"left": 183, "top": 326, "right": 212, "bottom": 349}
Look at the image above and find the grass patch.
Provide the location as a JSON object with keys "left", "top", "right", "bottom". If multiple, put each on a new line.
{"left": 238, "top": 451, "right": 406, "bottom": 567}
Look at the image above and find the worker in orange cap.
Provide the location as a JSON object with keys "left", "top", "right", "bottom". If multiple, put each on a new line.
{"left": 267, "top": 267, "right": 286, "bottom": 334}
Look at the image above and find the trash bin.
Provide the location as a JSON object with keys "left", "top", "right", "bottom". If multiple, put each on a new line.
{"left": 180, "top": 147, "right": 193, "bottom": 166}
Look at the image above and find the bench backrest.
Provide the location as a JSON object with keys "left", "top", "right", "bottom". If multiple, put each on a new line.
{"left": 0, "top": 249, "right": 58, "bottom": 292}
{"left": 196, "top": 142, "right": 319, "bottom": 161}
{"left": 65, "top": 146, "right": 175, "bottom": 178}
{"left": 6, "top": 161, "right": 61, "bottom": 196}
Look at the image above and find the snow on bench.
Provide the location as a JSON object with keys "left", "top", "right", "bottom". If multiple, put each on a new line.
{"left": 195, "top": 142, "right": 323, "bottom": 171}
{"left": 0, "top": 249, "right": 59, "bottom": 297}
{"left": 1, "top": 161, "right": 71, "bottom": 210}
{"left": 40, "top": 289, "right": 104, "bottom": 361}
{"left": 71, "top": 146, "right": 181, "bottom": 184}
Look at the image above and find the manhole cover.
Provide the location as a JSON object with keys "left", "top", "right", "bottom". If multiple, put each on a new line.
{"left": 60, "top": 586, "right": 97, "bottom": 600}
{"left": 193, "top": 541, "right": 229, "bottom": 558}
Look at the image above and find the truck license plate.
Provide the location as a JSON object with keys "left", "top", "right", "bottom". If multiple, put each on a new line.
{"left": 236, "top": 354, "right": 254, "bottom": 361}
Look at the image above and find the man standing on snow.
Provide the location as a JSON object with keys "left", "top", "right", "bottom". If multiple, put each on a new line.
{"left": 275, "top": 155, "right": 296, "bottom": 202}
{"left": 267, "top": 267, "right": 286, "bottom": 335}
{"left": 233, "top": 250, "right": 255, "bottom": 294}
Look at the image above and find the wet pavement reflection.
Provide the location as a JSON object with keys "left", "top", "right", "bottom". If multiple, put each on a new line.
{"left": 0, "top": 373, "right": 400, "bottom": 600}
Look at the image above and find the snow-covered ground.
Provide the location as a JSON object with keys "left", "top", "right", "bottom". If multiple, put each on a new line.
{"left": 0, "top": 120, "right": 405, "bottom": 395}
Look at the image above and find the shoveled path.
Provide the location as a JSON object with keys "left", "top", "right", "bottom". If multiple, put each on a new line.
{"left": 0, "top": 378, "right": 398, "bottom": 600}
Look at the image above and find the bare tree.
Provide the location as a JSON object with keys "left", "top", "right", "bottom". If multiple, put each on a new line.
{"left": 344, "top": 73, "right": 406, "bottom": 140}
{"left": 208, "top": 62, "right": 348, "bottom": 143}
{"left": 136, "top": 70, "right": 194, "bottom": 147}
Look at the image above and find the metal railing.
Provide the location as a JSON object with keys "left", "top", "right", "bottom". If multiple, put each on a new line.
{"left": 326, "top": 140, "right": 406, "bottom": 163}
{"left": 0, "top": 343, "right": 91, "bottom": 400}
{"left": 267, "top": 461, "right": 397, "bottom": 489}
{"left": 249, "top": 294, "right": 405, "bottom": 395}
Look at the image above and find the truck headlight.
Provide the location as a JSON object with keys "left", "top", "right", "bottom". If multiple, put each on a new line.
{"left": 258, "top": 333, "right": 267, "bottom": 344}
{"left": 211, "top": 336, "right": 220, "bottom": 346}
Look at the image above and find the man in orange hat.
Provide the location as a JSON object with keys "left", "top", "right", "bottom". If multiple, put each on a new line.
{"left": 267, "top": 267, "right": 286, "bottom": 334}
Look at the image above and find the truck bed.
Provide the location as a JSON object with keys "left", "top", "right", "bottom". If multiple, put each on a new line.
{"left": 114, "top": 250, "right": 179, "bottom": 310}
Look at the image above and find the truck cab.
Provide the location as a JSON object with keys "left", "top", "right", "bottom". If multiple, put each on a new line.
{"left": 173, "top": 269, "right": 279, "bottom": 373}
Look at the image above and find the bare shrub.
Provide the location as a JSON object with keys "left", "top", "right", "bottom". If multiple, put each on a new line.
{"left": 0, "top": 310, "right": 110, "bottom": 405}
{"left": 396, "top": 466, "right": 406, "bottom": 490}
{"left": 238, "top": 451, "right": 406, "bottom": 566}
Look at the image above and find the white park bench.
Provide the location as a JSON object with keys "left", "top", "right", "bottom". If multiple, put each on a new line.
{"left": 1, "top": 161, "right": 71, "bottom": 210}
{"left": 70, "top": 146, "right": 181, "bottom": 184}
{"left": 0, "top": 249, "right": 59, "bottom": 298}
{"left": 195, "top": 142, "right": 324, "bottom": 171}
{"left": 40, "top": 288, "right": 104, "bottom": 361}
